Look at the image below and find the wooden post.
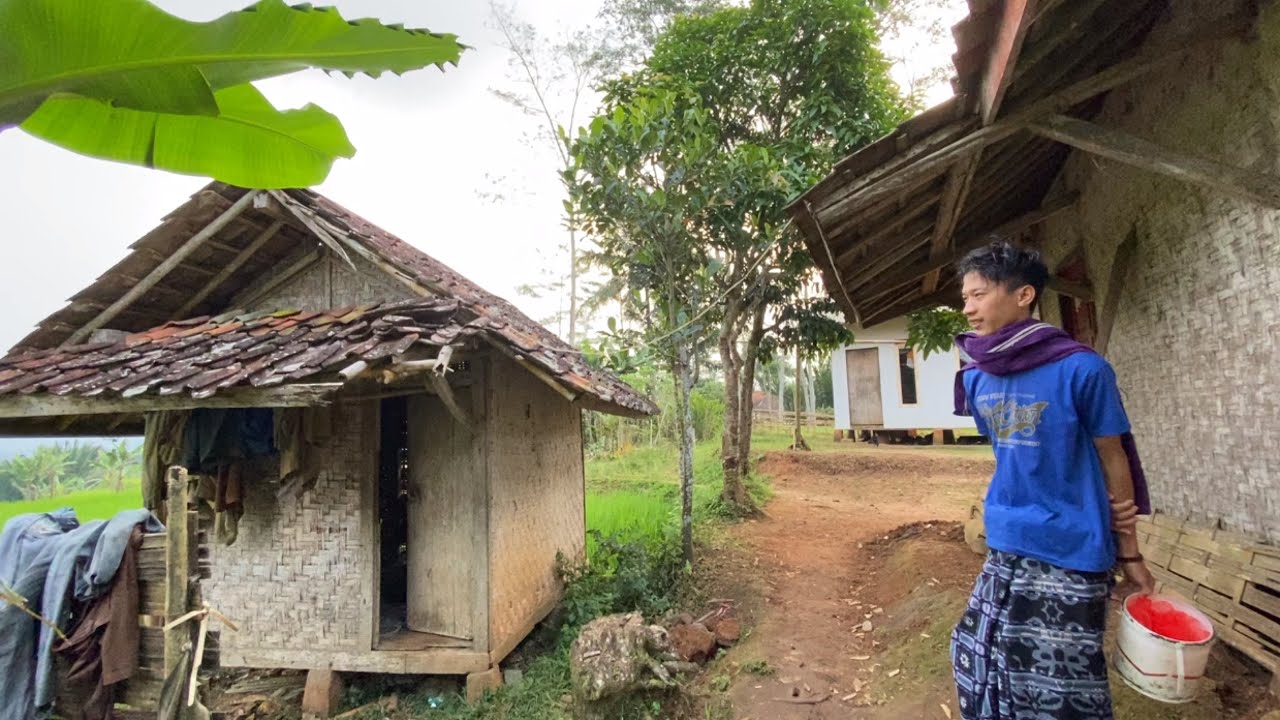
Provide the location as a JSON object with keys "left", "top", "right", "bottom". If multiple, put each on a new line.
{"left": 302, "top": 670, "right": 345, "bottom": 717}
{"left": 163, "top": 466, "right": 193, "bottom": 678}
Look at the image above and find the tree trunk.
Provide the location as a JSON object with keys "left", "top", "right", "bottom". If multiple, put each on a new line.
{"left": 804, "top": 365, "right": 817, "bottom": 430}
{"left": 735, "top": 305, "right": 766, "bottom": 485}
{"left": 719, "top": 298, "right": 753, "bottom": 510}
{"left": 792, "top": 347, "right": 810, "bottom": 451}
{"left": 776, "top": 360, "right": 785, "bottom": 421}
{"left": 673, "top": 343, "right": 697, "bottom": 565}
{"left": 567, "top": 225, "right": 579, "bottom": 346}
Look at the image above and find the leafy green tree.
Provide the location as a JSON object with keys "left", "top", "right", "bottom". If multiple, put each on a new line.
{"left": 599, "top": 0, "right": 905, "bottom": 506}
{"left": 569, "top": 84, "right": 721, "bottom": 563}
{"left": 1, "top": 0, "right": 464, "bottom": 187}
{"left": 96, "top": 440, "right": 140, "bottom": 493}
{"left": 27, "top": 446, "right": 70, "bottom": 499}
{"left": 907, "top": 306, "right": 970, "bottom": 358}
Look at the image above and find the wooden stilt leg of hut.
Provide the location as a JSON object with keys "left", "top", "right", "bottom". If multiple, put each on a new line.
{"left": 465, "top": 666, "right": 503, "bottom": 704}
{"left": 302, "top": 670, "right": 345, "bottom": 718}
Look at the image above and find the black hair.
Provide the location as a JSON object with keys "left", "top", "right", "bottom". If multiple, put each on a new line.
{"left": 956, "top": 239, "right": 1049, "bottom": 304}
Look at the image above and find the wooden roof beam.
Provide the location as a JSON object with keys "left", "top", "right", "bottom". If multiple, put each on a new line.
{"left": 173, "top": 220, "right": 285, "bottom": 319}
{"left": 861, "top": 285, "right": 962, "bottom": 328}
{"left": 855, "top": 192, "right": 1078, "bottom": 305}
{"left": 0, "top": 382, "right": 341, "bottom": 419}
{"left": 980, "top": 0, "right": 1038, "bottom": 125}
{"left": 806, "top": 9, "right": 1256, "bottom": 221}
{"left": 831, "top": 195, "right": 941, "bottom": 268}
{"left": 925, "top": 0, "right": 1039, "bottom": 294}
{"left": 922, "top": 155, "right": 981, "bottom": 293}
{"left": 1030, "top": 114, "right": 1280, "bottom": 208}
{"left": 64, "top": 190, "right": 260, "bottom": 346}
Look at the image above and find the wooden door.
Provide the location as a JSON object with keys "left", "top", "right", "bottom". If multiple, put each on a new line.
{"left": 845, "top": 348, "right": 884, "bottom": 427}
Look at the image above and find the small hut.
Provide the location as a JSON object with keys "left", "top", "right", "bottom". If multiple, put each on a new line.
{"left": 0, "top": 184, "right": 656, "bottom": 701}
{"left": 828, "top": 315, "right": 976, "bottom": 438}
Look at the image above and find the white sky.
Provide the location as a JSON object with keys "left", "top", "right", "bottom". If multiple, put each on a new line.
{"left": 0, "top": 0, "right": 966, "bottom": 353}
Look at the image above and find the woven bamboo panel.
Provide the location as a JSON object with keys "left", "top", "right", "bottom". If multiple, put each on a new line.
{"left": 203, "top": 400, "right": 379, "bottom": 656}
{"left": 1136, "top": 514, "right": 1280, "bottom": 678}
{"left": 247, "top": 253, "right": 412, "bottom": 312}
{"left": 485, "top": 353, "right": 586, "bottom": 660}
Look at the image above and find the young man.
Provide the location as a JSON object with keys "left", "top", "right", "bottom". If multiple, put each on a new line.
{"left": 949, "top": 241, "right": 1155, "bottom": 720}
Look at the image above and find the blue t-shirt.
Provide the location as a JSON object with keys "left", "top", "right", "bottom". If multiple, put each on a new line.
{"left": 965, "top": 353, "right": 1130, "bottom": 573}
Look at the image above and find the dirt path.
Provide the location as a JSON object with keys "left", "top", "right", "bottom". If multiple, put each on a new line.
{"left": 715, "top": 444, "right": 1279, "bottom": 720}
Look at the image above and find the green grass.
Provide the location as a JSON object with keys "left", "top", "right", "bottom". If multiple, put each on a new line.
{"left": 0, "top": 482, "right": 143, "bottom": 527}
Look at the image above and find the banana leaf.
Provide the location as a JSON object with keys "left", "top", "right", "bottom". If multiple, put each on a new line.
{"left": 0, "top": 0, "right": 464, "bottom": 126}
{"left": 22, "top": 84, "right": 356, "bottom": 188}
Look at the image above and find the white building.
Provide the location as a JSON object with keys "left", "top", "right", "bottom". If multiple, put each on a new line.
{"left": 829, "top": 316, "right": 976, "bottom": 434}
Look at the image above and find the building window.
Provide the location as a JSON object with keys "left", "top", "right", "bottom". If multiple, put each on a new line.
{"left": 897, "top": 347, "right": 918, "bottom": 405}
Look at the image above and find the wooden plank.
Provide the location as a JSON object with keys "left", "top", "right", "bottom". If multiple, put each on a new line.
{"left": 1094, "top": 231, "right": 1137, "bottom": 356}
{"left": 66, "top": 191, "right": 259, "bottom": 346}
{"left": 218, "top": 648, "right": 491, "bottom": 675}
{"left": 1242, "top": 584, "right": 1280, "bottom": 620}
{"left": 407, "top": 362, "right": 488, "bottom": 651}
{"left": 980, "top": 0, "right": 1037, "bottom": 125}
{"left": 172, "top": 220, "right": 285, "bottom": 319}
{"left": 1031, "top": 114, "right": 1280, "bottom": 208}
{"left": 0, "top": 383, "right": 342, "bottom": 418}
{"left": 163, "top": 467, "right": 191, "bottom": 678}
{"left": 845, "top": 348, "right": 883, "bottom": 426}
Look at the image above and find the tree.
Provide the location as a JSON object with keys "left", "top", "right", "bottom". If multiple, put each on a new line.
{"left": 569, "top": 84, "right": 721, "bottom": 564}
{"left": 1, "top": 0, "right": 464, "bottom": 188}
{"left": 907, "top": 306, "right": 970, "bottom": 358}
{"left": 96, "top": 440, "right": 140, "bottom": 493}
{"left": 612, "top": 0, "right": 905, "bottom": 507}
{"left": 488, "top": 2, "right": 597, "bottom": 344}
{"left": 28, "top": 445, "right": 69, "bottom": 499}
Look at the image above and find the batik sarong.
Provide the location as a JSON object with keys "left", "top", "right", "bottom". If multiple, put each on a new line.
{"left": 951, "top": 550, "right": 1114, "bottom": 720}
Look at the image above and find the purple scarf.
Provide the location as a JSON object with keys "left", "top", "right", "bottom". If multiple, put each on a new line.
{"left": 953, "top": 319, "right": 1151, "bottom": 515}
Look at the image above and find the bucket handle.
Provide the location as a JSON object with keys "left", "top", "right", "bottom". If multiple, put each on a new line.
{"left": 1175, "top": 642, "right": 1186, "bottom": 696}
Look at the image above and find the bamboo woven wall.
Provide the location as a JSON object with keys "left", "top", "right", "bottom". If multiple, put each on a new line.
{"left": 203, "top": 400, "right": 379, "bottom": 655}
{"left": 485, "top": 352, "right": 586, "bottom": 661}
{"left": 248, "top": 253, "right": 415, "bottom": 312}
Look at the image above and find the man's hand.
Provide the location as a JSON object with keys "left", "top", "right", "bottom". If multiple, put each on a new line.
{"left": 1116, "top": 559, "right": 1157, "bottom": 598}
{"left": 1110, "top": 494, "right": 1139, "bottom": 535}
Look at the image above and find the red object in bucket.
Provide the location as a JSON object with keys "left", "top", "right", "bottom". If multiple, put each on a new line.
{"left": 1128, "top": 596, "right": 1211, "bottom": 643}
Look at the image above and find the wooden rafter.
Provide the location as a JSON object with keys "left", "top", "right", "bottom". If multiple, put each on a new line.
{"left": 981, "top": 0, "right": 1038, "bottom": 124}
{"left": 921, "top": 155, "right": 981, "bottom": 293}
{"left": 923, "top": 0, "right": 1038, "bottom": 295}
{"left": 1095, "top": 232, "right": 1138, "bottom": 355}
{"left": 172, "top": 220, "right": 285, "bottom": 319}
{"left": 809, "top": 9, "right": 1256, "bottom": 223}
{"left": 64, "top": 190, "right": 260, "bottom": 346}
{"left": 856, "top": 193, "right": 1078, "bottom": 305}
{"left": 862, "top": 285, "right": 962, "bottom": 328}
{"left": 1029, "top": 114, "right": 1280, "bottom": 208}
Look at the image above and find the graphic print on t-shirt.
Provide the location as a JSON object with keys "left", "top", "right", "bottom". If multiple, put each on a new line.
{"left": 974, "top": 392, "right": 1049, "bottom": 446}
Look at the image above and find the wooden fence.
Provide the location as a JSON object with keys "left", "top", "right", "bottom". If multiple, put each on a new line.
{"left": 1136, "top": 514, "right": 1280, "bottom": 694}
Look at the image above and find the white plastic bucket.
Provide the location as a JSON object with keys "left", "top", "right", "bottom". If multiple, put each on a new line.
{"left": 1114, "top": 593, "right": 1215, "bottom": 703}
